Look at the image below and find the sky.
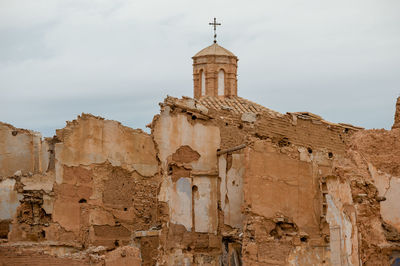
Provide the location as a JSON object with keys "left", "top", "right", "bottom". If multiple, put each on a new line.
{"left": 1, "top": 0, "right": 399, "bottom": 137}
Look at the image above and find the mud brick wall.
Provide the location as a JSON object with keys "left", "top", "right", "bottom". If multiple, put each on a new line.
{"left": 1, "top": 96, "right": 400, "bottom": 265}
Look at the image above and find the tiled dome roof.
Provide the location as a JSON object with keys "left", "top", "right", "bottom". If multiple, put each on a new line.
{"left": 193, "top": 43, "right": 236, "bottom": 57}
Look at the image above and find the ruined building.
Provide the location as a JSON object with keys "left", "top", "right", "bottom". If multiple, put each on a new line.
{"left": 1, "top": 40, "right": 400, "bottom": 266}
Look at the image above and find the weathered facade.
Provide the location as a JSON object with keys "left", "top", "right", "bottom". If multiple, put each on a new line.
{"left": 1, "top": 42, "right": 400, "bottom": 265}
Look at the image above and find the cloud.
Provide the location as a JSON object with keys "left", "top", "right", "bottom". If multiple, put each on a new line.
{"left": 1, "top": 0, "right": 399, "bottom": 136}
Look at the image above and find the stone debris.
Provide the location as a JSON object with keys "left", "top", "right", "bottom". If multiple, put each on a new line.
{"left": 241, "top": 112, "right": 257, "bottom": 123}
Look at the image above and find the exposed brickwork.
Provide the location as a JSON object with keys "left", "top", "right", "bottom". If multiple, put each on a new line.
{"left": 0, "top": 42, "right": 398, "bottom": 265}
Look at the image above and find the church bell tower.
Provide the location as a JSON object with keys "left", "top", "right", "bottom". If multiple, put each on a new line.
{"left": 192, "top": 18, "right": 238, "bottom": 99}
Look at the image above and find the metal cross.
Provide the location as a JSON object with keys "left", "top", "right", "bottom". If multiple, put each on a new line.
{"left": 209, "top": 18, "right": 221, "bottom": 43}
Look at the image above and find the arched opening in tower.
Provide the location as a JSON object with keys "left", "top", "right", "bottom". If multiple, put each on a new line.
{"left": 218, "top": 69, "right": 225, "bottom": 96}
{"left": 200, "top": 70, "right": 205, "bottom": 96}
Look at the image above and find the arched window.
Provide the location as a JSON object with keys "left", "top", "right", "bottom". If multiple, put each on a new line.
{"left": 200, "top": 70, "right": 205, "bottom": 96}
{"left": 218, "top": 69, "right": 225, "bottom": 96}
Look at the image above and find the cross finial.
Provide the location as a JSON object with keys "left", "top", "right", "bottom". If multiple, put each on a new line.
{"left": 209, "top": 18, "right": 221, "bottom": 43}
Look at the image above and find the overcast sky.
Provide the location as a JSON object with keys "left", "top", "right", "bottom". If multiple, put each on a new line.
{"left": 1, "top": 0, "right": 399, "bottom": 137}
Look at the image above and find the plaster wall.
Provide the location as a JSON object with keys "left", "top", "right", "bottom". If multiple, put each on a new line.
{"left": 219, "top": 153, "right": 244, "bottom": 229}
{"left": 244, "top": 140, "right": 318, "bottom": 234}
{"left": 169, "top": 177, "right": 192, "bottom": 231}
{"left": 242, "top": 139, "right": 338, "bottom": 265}
{"left": 193, "top": 176, "right": 218, "bottom": 233}
{"left": 0, "top": 123, "right": 47, "bottom": 177}
{"left": 0, "top": 179, "right": 22, "bottom": 220}
{"left": 153, "top": 106, "right": 220, "bottom": 173}
{"left": 55, "top": 114, "right": 158, "bottom": 178}
{"left": 369, "top": 163, "right": 400, "bottom": 231}
{"left": 154, "top": 105, "right": 220, "bottom": 234}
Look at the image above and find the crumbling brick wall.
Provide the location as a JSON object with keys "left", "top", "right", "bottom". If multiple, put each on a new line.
{"left": 330, "top": 127, "right": 400, "bottom": 265}
{"left": 0, "top": 115, "right": 158, "bottom": 265}
{"left": 155, "top": 96, "right": 360, "bottom": 265}
{"left": 1, "top": 96, "right": 399, "bottom": 266}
